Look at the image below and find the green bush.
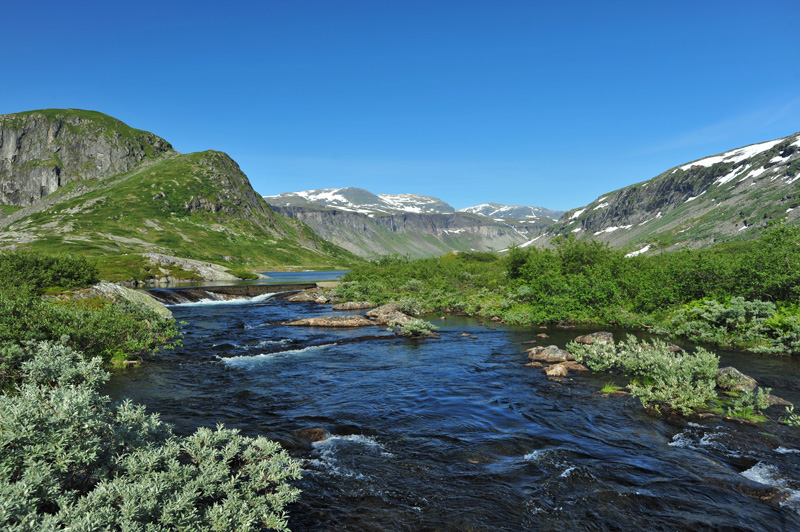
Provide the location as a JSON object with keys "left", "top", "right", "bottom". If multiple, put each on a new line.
{"left": 0, "top": 342, "right": 301, "bottom": 531}
{"left": 0, "top": 291, "right": 180, "bottom": 389}
{"left": 568, "top": 336, "right": 719, "bottom": 414}
{"left": 0, "top": 250, "right": 98, "bottom": 293}
{"left": 391, "top": 318, "right": 438, "bottom": 337}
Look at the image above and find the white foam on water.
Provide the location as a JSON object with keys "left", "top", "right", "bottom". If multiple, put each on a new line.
{"left": 776, "top": 447, "right": 800, "bottom": 454}
{"left": 168, "top": 291, "right": 282, "bottom": 307}
{"left": 305, "top": 434, "right": 388, "bottom": 479}
{"left": 218, "top": 344, "right": 331, "bottom": 367}
{"left": 741, "top": 461, "right": 800, "bottom": 513}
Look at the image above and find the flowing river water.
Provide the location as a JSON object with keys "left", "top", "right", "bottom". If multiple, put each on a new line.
{"left": 106, "top": 274, "right": 800, "bottom": 531}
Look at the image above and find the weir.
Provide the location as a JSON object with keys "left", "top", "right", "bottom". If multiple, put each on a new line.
{"left": 146, "top": 283, "right": 318, "bottom": 305}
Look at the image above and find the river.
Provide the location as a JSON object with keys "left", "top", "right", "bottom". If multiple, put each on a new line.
{"left": 106, "top": 273, "right": 800, "bottom": 531}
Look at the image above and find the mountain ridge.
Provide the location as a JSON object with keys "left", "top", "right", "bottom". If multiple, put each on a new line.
{"left": 543, "top": 132, "right": 800, "bottom": 253}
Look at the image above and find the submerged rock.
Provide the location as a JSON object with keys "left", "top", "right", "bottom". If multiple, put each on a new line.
{"left": 572, "top": 331, "right": 614, "bottom": 345}
{"left": 527, "top": 345, "right": 575, "bottom": 363}
{"left": 283, "top": 315, "right": 374, "bottom": 328}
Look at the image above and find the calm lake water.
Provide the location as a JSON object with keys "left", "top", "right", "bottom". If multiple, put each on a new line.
{"left": 107, "top": 273, "right": 800, "bottom": 531}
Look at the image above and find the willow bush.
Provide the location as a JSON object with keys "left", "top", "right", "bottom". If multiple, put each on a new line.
{"left": 0, "top": 342, "right": 301, "bottom": 531}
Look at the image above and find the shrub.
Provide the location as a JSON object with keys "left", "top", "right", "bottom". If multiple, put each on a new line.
{"left": 0, "top": 291, "right": 180, "bottom": 389}
{"left": 0, "top": 250, "right": 98, "bottom": 293}
{"left": 392, "top": 318, "right": 438, "bottom": 337}
{"left": 568, "top": 335, "right": 719, "bottom": 414}
{"left": 0, "top": 342, "right": 301, "bottom": 530}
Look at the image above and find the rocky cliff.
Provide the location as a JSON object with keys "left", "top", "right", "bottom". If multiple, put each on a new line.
{"left": 0, "top": 109, "right": 174, "bottom": 206}
{"left": 544, "top": 132, "right": 800, "bottom": 253}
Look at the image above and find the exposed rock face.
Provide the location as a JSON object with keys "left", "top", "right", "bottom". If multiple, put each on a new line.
{"left": 0, "top": 110, "right": 173, "bottom": 206}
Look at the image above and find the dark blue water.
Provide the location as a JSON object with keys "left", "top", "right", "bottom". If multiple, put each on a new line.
{"left": 106, "top": 280, "right": 800, "bottom": 531}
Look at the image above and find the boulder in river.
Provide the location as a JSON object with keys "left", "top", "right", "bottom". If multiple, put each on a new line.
{"left": 572, "top": 331, "right": 614, "bottom": 345}
{"left": 527, "top": 345, "right": 575, "bottom": 363}
{"left": 366, "top": 303, "right": 413, "bottom": 326}
{"left": 283, "top": 315, "right": 374, "bottom": 328}
{"left": 545, "top": 364, "right": 569, "bottom": 377}
{"left": 716, "top": 366, "right": 758, "bottom": 393}
{"left": 332, "top": 301, "right": 374, "bottom": 311}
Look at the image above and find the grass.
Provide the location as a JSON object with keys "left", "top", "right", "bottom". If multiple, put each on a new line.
{"left": 601, "top": 381, "right": 625, "bottom": 393}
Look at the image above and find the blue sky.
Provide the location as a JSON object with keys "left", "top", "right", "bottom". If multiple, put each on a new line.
{"left": 3, "top": 1, "right": 799, "bottom": 211}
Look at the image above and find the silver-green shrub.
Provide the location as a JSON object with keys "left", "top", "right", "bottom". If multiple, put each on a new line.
{"left": 568, "top": 335, "right": 719, "bottom": 414}
{"left": 0, "top": 342, "right": 301, "bottom": 531}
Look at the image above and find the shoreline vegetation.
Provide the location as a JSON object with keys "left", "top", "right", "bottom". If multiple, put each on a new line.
{"left": 0, "top": 250, "right": 301, "bottom": 530}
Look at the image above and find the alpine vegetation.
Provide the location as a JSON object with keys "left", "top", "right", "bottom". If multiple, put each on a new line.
{"left": 0, "top": 341, "right": 302, "bottom": 531}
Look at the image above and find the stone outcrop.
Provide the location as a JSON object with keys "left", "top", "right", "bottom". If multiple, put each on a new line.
{"left": 332, "top": 301, "right": 374, "bottom": 310}
{"left": 366, "top": 303, "right": 412, "bottom": 325}
{"left": 573, "top": 331, "right": 614, "bottom": 345}
{"left": 283, "top": 315, "right": 374, "bottom": 328}
{"left": 0, "top": 110, "right": 173, "bottom": 206}
{"left": 716, "top": 366, "right": 758, "bottom": 393}
{"left": 527, "top": 345, "right": 575, "bottom": 363}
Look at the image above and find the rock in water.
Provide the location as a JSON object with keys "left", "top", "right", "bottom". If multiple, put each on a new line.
{"left": 283, "top": 315, "right": 374, "bottom": 328}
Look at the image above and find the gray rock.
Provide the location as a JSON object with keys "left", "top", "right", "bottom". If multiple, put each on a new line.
{"left": 573, "top": 331, "right": 614, "bottom": 345}
{"left": 716, "top": 366, "right": 758, "bottom": 393}
{"left": 527, "top": 345, "right": 575, "bottom": 363}
{"left": 545, "top": 364, "right": 569, "bottom": 377}
{"left": 283, "top": 315, "right": 374, "bottom": 328}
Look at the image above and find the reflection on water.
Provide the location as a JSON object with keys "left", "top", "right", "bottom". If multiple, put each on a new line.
{"left": 106, "top": 289, "right": 800, "bottom": 531}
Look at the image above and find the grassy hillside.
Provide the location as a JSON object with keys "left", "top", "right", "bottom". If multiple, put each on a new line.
{"left": 0, "top": 150, "right": 358, "bottom": 274}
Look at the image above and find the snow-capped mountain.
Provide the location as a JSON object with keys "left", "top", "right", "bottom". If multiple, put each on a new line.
{"left": 546, "top": 131, "right": 800, "bottom": 253}
{"left": 263, "top": 187, "right": 455, "bottom": 216}
{"left": 263, "top": 187, "right": 560, "bottom": 258}
{"left": 458, "top": 203, "right": 564, "bottom": 221}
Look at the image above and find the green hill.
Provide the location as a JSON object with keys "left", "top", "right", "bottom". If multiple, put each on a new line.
{"left": 0, "top": 110, "right": 358, "bottom": 278}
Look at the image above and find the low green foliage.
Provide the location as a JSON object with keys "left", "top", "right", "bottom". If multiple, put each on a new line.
{"left": 0, "top": 250, "right": 98, "bottom": 293}
{"left": 724, "top": 387, "right": 771, "bottom": 422}
{"left": 339, "top": 223, "right": 800, "bottom": 354}
{"left": 568, "top": 336, "right": 719, "bottom": 414}
{"left": 0, "top": 341, "right": 301, "bottom": 530}
{"left": 226, "top": 266, "right": 259, "bottom": 280}
{"left": 601, "top": 381, "right": 625, "bottom": 393}
{"left": 781, "top": 405, "right": 800, "bottom": 427}
{"left": 390, "top": 318, "right": 438, "bottom": 337}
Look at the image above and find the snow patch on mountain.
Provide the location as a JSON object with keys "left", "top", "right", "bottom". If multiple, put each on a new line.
{"left": 680, "top": 138, "right": 785, "bottom": 171}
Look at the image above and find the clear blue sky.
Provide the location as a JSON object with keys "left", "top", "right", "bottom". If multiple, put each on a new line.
{"left": 3, "top": 0, "right": 799, "bottom": 211}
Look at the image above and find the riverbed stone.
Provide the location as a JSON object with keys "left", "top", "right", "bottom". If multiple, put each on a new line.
{"left": 288, "top": 289, "right": 323, "bottom": 302}
{"left": 572, "top": 331, "right": 614, "bottom": 345}
{"left": 766, "top": 394, "right": 793, "bottom": 407}
{"left": 716, "top": 366, "right": 758, "bottom": 392}
{"left": 283, "top": 315, "right": 374, "bottom": 328}
{"left": 366, "top": 303, "right": 413, "bottom": 325}
{"left": 332, "top": 301, "right": 374, "bottom": 311}
{"left": 561, "top": 361, "right": 589, "bottom": 372}
{"left": 527, "top": 345, "right": 575, "bottom": 363}
{"left": 545, "top": 364, "right": 569, "bottom": 377}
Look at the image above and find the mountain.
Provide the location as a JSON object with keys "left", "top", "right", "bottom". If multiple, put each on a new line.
{"left": 0, "top": 109, "right": 357, "bottom": 275}
{"left": 264, "top": 188, "right": 456, "bottom": 215}
{"left": 458, "top": 203, "right": 563, "bottom": 221}
{"left": 542, "top": 132, "right": 800, "bottom": 254}
{"left": 265, "top": 188, "right": 560, "bottom": 258}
